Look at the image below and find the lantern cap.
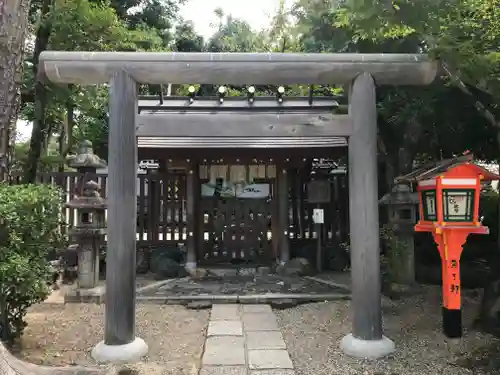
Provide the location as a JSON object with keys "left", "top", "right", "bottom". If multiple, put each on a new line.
{"left": 395, "top": 154, "right": 500, "bottom": 184}
{"left": 67, "top": 140, "right": 107, "bottom": 170}
{"left": 379, "top": 183, "right": 419, "bottom": 205}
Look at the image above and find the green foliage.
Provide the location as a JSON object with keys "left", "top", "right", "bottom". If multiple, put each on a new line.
{"left": 11, "top": 141, "right": 66, "bottom": 173}
{"left": 207, "top": 15, "right": 267, "bottom": 53}
{"left": 0, "top": 184, "right": 64, "bottom": 344}
{"left": 19, "top": 0, "right": 500, "bottom": 178}
{"left": 291, "top": 0, "right": 500, "bottom": 183}
{"left": 173, "top": 21, "right": 205, "bottom": 52}
{"left": 337, "top": 0, "right": 500, "bottom": 100}
{"left": 19, "top": 0, "right": 173, "bottom": 170}
{"left": 49, "top": 0, "right": 164, "bottom": 52}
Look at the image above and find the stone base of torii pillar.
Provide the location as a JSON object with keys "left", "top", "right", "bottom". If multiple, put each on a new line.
{"left": 92, "top": 338, "right": 148, "bottom": 364}
{"left": 340, "top": 334, "right": 395, "bottom": 360}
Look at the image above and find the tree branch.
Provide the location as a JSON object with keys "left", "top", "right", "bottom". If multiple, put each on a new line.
{"left": 441, "top": 62, "right": 499, "bottom": 129}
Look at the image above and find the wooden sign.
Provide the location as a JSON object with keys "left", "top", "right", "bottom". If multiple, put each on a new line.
{"left": 312, "top": 208, "right": 324, "bottom": 224}
{"left": 201, "top": 182, "right": 270, "bottom": 199}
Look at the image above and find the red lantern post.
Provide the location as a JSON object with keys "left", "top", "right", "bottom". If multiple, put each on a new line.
{"left": 415, "top": 161, "right": 499, "bottom": 337}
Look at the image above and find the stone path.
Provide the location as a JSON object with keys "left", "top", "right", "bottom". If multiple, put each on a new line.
{"left": 200, "top": 304, "right": 295, "bottom": 375}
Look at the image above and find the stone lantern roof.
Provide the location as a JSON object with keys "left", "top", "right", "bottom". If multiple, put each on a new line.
{"left": 67, "top": 140, "right": 107, "bottom": 169}
{"left": 379, "top": 183, "right": 419, "bottom": 206}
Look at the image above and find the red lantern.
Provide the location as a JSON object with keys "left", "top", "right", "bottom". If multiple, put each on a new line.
{"left": 414, "top": 157, "right": 499, "bottom": 337}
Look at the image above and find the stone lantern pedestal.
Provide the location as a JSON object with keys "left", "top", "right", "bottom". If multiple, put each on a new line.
{"left": 65, "top": 141, "right": 107, "bottom": 303}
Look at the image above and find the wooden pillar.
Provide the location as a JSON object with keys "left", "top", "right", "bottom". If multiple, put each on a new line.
{"left": 272, "top": 176, "right": 280, "bottom": 261}
{"left": 196, "top": 166, "right": 205, "bottom": 265}
{"left": 277, "top": 165, "right": 290, "bottom": 263}
{"left": 147, "top": 169, "right": 160, "bottom": 242}
{"left": 92, "top": 70, "right": 147, "bottom": 363}
{"left": 341, "top": 73, "right": 394, "bottom": 358}
{"left": 186, "top": 160, "right": 199, "bottom": 269}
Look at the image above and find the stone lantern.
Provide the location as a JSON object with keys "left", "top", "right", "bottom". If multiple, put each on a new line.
{"left": 66, "top": 140, "right": 107, "bottom": 290}
{"left": 379, "top": 183, "right": 420, "bottom": 285}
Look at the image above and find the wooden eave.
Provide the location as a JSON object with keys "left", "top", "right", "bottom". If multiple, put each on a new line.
{"left": 136, "top": 97, "right": 350, "bottom": 149}
{"left": 138, "top": 96, "right": 343, "bottom": 112}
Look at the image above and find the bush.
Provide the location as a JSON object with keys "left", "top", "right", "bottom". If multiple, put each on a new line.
{"left": 0, "top": 184, "right": 64, "bottom": 344}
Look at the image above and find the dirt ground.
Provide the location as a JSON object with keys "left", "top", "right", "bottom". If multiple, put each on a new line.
{"left": 14, "top": 302, "right": 209, "bottom": 375}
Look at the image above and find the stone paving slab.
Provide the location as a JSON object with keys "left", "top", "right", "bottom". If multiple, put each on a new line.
{"left": 203, "top": 336, "right": 246, "bottom": 366}
{"left": 211, "top": 304, "right": 240, "bottom": 320}
{"left": 248, "top": 350, "right": 294, "bottom": 370}
{"left": 208, "top": 320, "right": 243, "bottom": 336}
{"left": 246, "top": 331, "right": 286, "bottom": 350}
{"left": 200, "top": 366, "right": 248, "bottom": 375}
{"left": 242, "top": 304, "right": 273, "bottom": 314}
{"left": 242, "top": 313, "right": 279, "bottom": 331}
{"left": 202, "top": 304, "right": 295, "bottom": 373}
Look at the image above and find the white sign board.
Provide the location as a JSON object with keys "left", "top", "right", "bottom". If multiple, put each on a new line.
{"left": 201, "top": 183, "right": 270, "bottom": 199}
{"left": 312, "top": 208, "right": 324, "bottom": 224}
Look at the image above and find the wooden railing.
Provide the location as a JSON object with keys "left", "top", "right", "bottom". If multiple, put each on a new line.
{"left": 9, "top": 171, "right": 350, "bottom": 249}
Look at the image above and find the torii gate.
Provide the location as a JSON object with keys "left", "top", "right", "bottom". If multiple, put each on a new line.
{"left": 38, "top": 52, "right": 438, "bottom": 361}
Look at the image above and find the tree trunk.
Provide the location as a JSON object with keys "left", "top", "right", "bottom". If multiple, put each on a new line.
{"left": 0, "top": 0, "right": 31, "bottom": 182}
{"left": 24, "top": 0, "right": 53, "bottom": 183}
{"left": 58, "top": 86, "right": 74, "bottom": 172}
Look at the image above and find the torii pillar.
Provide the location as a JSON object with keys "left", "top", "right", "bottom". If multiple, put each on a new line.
{"left": 340, "top": 73, "right": 395, "bottom": 359}
{"left": 91, "top": 71, "right": 148, "bottom": 363}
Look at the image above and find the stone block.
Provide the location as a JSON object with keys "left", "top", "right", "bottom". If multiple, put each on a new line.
{"left": 64, "top": 286, "right": 105, "bottom": 304}
{"left": 238, "top": 268, "right": 257, "bottom": 276}
{"left": 211, "top": 304, "right": 240, "bottom": 320}
{"left": 246, "top": 331, "right": 286, "bottom": 350}
{"left": 242, "top": 305, "right": 272, "bottom": 314}
{"left": 248, "top": 350, "right": 293, "bottom": 370}
{"left": 202, "top": 337, "right": 245, "bottom": 366}
{"left": 207, "top": 321, "right": 243, "bottom": 336}
{"left": 242, "top": 314, "right": 279, "bottom": 331}
{"left": 200, "top": 366, "right": 248, "bottom": 375}
{"left": 211, "top": 268, "right": 238, "bottom": 277}
{"left": 257, "top": 266, "right": 272, "bottom": 276}
{"left": 249, "top": 371, "right": 295, "bottom": 375}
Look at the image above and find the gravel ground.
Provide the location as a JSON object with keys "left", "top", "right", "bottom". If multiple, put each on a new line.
{"left": 276, "top": 285, "right": 500, "bottom": 375}
{"left": 14, "top": 303, "right": 209, "bottom": 375}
